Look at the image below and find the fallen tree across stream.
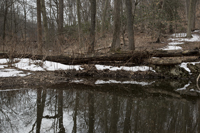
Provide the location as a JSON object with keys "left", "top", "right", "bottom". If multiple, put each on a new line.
{"left": 0, "top": 49, "right": 200, "bottom": 66}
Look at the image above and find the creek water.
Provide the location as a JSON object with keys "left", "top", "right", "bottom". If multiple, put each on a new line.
{"left": 1, "top": 80, "right": 200, "bottom": 133}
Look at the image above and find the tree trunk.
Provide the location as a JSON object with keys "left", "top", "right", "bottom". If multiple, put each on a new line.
{"left": 76, "top": 0, "right": 82, "bottom": 47}
{"left": 125, "top": 0, "right": 135, "bottom": 51}
{"left": 58, "top": 0, "right": 64, "bottom": 53}
{"left": 41, "top": 0, "right": 49, "bottom": 45}
{"left": 186, "top": 0, "right": 192, "bottom": 38}
{"left": 23, "top": 0, "right": 27, "bottom": 42}
{"left": 2, "top": 0, "right": 8, "bottom": 52}
{"left": 87, "top": 0, "right": 96, "bottom": 53}
{"left": 111, "top": 0, "right": 121, "bottom": 52}
{"left": 37, "top": 0, "right": 43, "bottom": 54}
{"left": 101, "top": 0, "right": 109, "bottom": 37}
{"left": 191, "top": 0, "right": 197, "bottom": 30}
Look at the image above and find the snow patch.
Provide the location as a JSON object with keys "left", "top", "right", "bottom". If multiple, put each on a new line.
{"left": 159, "top": 46, "right": 182, "bottom": 51}
{"left": 95, "top": 65, "right": 155, "bottom": 72}
{"left": 169, "top": 33, "right": 200, "bottom": 42}
{"left": 71, "top": 79, "right": 84, "bottom": 83}
{"left": 179, "top": 62, "right": 200, "bottom": 74}
{"left": 176, "top": 82, "right": 191, "bottom": 91}
{"left": 0, "top": 69, "right": 31, "bottom": 77}
{"left": 0, "top": 58, "right": 156, "bottom": 77}
{"left": 95, "top": 80, "right": 155, "bottom": 86}
{"left": 168, "top": 42, "right": 184, "bottom": 45}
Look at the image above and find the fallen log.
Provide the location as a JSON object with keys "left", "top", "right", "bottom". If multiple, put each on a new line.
{"left": 147, "top": 56, "right": 199, "bottom": 65}
{"left": 0, "top": 49, "right": 199, "bottom": 66}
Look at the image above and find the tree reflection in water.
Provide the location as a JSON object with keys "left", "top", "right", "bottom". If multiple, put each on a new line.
{"left": 0, "top": 84, "right": 200, "bottom": 133}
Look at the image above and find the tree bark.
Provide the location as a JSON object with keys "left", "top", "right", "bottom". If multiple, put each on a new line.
{"left": 2, "top": 0, "right": 8, "bottom": 52}
{"left": 186, "top": 0, "right": 193, "bottom": 38}
{"left": 76, "top": 0, "right": 82, "bottom": 47}
{"left": 101, "top": 0, "right": 109, "bottom": 37}
{"left": 58, "top": 0, "right": 64, "bottom": 52}
{"left": 111, "top": 0, "right": 121, "bottom": 52}
{"left": 37, "top": 0, "right": 43, "bottom": 54}
{"left": 41, "top": 0, "right": 49, "bottom": 44}
{"left": 87, "top": 0, "right": 96, "bottom": 53}
{"left": 125, "top": 0, "right": 135, "bottom": 51}
{"left": 191, "top": 0, "right": 197, "bottom": 30}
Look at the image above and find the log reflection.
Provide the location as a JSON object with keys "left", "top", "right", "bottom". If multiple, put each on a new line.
{"left": 1, "top": 84, "right": 200, "bottom": 133}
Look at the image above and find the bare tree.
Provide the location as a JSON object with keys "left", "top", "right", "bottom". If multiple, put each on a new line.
{"left": 87, "top": 0, "right": 96, "bottom": 53}
{"left": 111, "top": 0, "right": 121, "bottom": 52}
{"left": 77, "top": 0, "right": 82, "bottom": 47}
{"left": 186, "top": 0, "right": 193, "bottom": 38}
{"left": 125, "top": 0, "right": 135, "bottom": 51}
{"left": 101, "top": 0, "right": 109, "bottom": 37}
{"left": 37, "top": 0, "right": 43, "bottom": 54}
{"left": 41, "top": 0, "right": 49, "bottom": 44}
{"left": 58, "top": 0, "right": 64, "bottom": 52}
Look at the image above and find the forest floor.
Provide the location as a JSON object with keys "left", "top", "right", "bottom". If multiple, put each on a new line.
{"left": 1, "top": 30, "right": 200, "bottom": 56}
{"left": 63, "top": 31, "right": 200, "bottom": 56}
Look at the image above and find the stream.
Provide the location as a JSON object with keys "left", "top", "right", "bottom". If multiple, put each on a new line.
{"left": 1, "top": 79, "right": 200, "bottom": 133}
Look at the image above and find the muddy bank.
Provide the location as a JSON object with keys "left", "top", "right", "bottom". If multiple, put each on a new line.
{"left": 62, "top": 63, "right": 199, "bottom": 80}
{"left": 0, "top": 71, "right": 69, "bottom": 88}
{"left": 1, "top": 61, "right": 200, "bottom": 89}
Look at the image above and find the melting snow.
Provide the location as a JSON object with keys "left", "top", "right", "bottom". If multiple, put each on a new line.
{"left": 159, "top": 33, "right": 200, "bottom": 51}
{"left": 168, "top": 42, "right": 184, "bottom": 45}
{"left": 159, "top": 46, "right": 182, "bottom": 51}
{"left": 95, "top": 80, "right": 155, "bottom": 86}
{"left": 176, "top": 82, "right": 191, "bottom": 91}
{"left": 95, "top": 64, "right": 155, "bottom": 72}
{"left": 169, "top": 33, "right": 200, "bottom": 42}
{"left": 0, "top": 58, "right": 156, "bottom": 77}
{"left": 0, "top": 69, "right": 31, "bottom": 77}
{"left": 179, "top": 62, "right": 200, "bottom": 74}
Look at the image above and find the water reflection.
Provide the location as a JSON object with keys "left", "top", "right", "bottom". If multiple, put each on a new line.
{"left": 0, "top": 82, "right": 200, "bottom": 133}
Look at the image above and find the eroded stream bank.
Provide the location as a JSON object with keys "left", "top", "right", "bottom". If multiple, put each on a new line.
{"left": 1, "top": 57, "right": 200, "bottom": 89}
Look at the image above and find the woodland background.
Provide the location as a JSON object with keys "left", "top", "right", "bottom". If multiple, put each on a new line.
{"left": 0, "top": 0, "right": 199, "bottom": 56}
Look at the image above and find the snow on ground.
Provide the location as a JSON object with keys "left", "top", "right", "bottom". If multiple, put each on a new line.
{"left": 13, "top": 58, "right": 83, "bottom": 71}
{"left": 176, "top": 81, "right": 200, "bottom": 93}
{"left": 176, "top": 82, "right": 191, "bottom": 91}
{"left": 168, "top": 42, "right": 184, "bottom": 45}
{"left": 95, "top": 80, "right": 155, "bottom": 86}
{"left": 70, "top": 79, "right": 155, "bottom": 86}
{"left": 0, "top": 58, "right": 156, "bottom": 77}
{"left": 169, "top": 34, "right": 200, "bottom": 42}
{"left": 179, "top": 62, "right": 200, "bottom": 74}
{"left": 0, "top": 69, "right": 31, "bottom": 77}
{"left": 0, "top": 89, "right": 22, "bottom": 92}
{"left": 159, "top": 33, "right": 200, "bottom": 51}
{"left": 159, "top": 45, "right": 182, "bottom": 50}
{"left": 194, "top": 30, "right": 200, "bottom": 33}
{"left": 95, "top": 64, "right": 156, "bottom": 72}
